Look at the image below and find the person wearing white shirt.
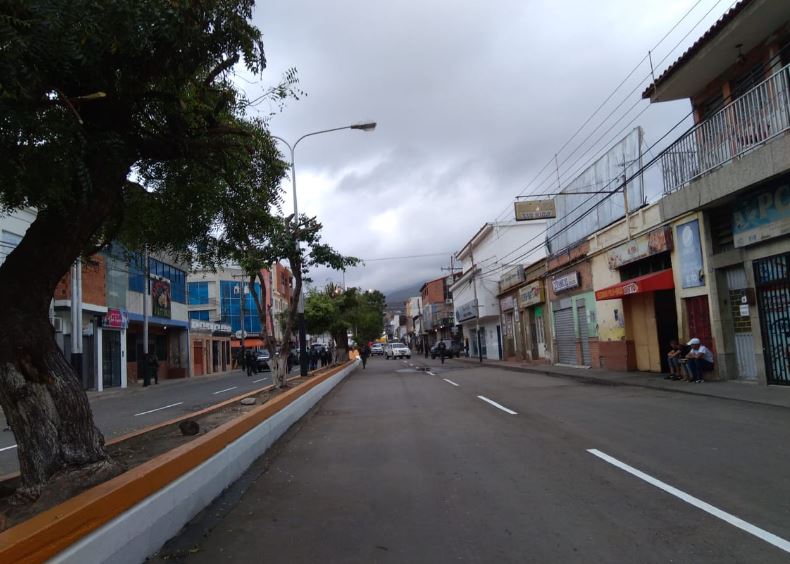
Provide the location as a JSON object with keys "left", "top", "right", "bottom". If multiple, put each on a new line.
{"left": 685, "top": 337, "right": 713, "bottom": 383}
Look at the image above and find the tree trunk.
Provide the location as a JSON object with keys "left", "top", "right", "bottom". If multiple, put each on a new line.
{"left": 269, "top": 356, "right": 287, "bottom": 388}
{"left": 0, "top": 204, "right": 117, "bottom": 496}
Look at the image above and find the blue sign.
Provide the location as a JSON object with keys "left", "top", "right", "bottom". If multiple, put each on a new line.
{"left": 677, "top": 219, "right": 704, "bottom": 288}
{"left": 733, "top": 184, "right": 790, "bottom": 248}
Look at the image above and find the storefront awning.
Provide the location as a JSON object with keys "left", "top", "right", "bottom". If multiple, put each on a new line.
{"left": 595, "top": 268, "right": 675, "bottom": 301}
{"left": 231, "top": 338, "right": 265, "bottom": 348}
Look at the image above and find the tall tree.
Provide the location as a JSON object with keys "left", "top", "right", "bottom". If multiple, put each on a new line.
{"left": 226, "top": 215, "right": 358, "bottom": 387}
{"left": 0, "top": 0, "right": 290, "bottom": 496}
{"left": 305, "top": 285, "right": 386, "bottom": 355}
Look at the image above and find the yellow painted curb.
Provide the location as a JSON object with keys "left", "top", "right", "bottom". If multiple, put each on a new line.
{"left": 0, "top": 362, "right": 353, "bottom": 563}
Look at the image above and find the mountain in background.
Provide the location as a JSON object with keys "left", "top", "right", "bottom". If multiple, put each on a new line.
{"left": 385, "top": 283, "right": 423, "bottom": 311}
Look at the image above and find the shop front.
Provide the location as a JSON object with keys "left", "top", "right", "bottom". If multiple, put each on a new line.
{"left": 190, "top": 319, "right": 232, "bottom": 376}
{"left": 499, "top": 294, "right": 517, "bottom": 359}
{"left": 594, "top": 225, "right": 677, "bottom": 373}
{"left": 98, "top": 307, "right": 128, "bottom": 389}
{"left": 518, "top": 279, "right": 550, "bottom": 363}
{"left": 548, "top": 258, "right": 598, "bottom": 367}
{"left": 126, "top": 315, "right": 189, "bottom": 383}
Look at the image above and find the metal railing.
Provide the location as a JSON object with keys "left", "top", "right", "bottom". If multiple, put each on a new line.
{"left": 660, "top": 63, "right": 790, "bottom": 194}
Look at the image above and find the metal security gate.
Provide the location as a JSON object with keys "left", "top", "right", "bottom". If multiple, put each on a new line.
{"left": 755, "top": 254, "right": 790, "bottom": 385}
{"left": 726, "top": 267, "right": 757, "bottom": 380}
{"left": 554, "top": 306, "right": 576, "bottom": 365}
{"left": 577, "top": 298, "right": 591, "bottom": 366}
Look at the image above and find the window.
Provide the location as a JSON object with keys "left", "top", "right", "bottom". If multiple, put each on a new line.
{"left": 188, "top": 282, "right": 209, "bottom": 305}
{"left": 104, "top": 253, "right": 127, "bottom": 309}
{"left": 189, "top": 310, "right": 210, "bottom": 321}
{"left": 219, "top": 280, "right": 262, "bottom": 333}
{"left": 127, "top": 255, "right": 186, "bottom": 303}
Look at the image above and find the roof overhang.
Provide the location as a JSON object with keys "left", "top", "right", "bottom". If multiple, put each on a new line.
{"left": 644, "top": 0, "right": 790, "bottom": 102}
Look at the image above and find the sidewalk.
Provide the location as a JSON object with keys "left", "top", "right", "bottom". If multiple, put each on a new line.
{"left": 457, "top": 358, "right": 790, "bottom": 409}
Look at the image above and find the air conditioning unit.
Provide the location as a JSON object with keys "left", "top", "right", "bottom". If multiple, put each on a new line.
{"left": 445, "top": 299, "right": 453, "bottom": 305}
{"left": 51, "top": 317, "right": 63, "bottom": 332}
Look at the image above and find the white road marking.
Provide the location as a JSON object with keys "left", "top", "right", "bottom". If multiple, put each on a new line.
{"left": 587, "top": 448, "right": 790, "bottom": 555}
{"left": 0, "top": 444, "right": 18, "bottom": 453}
{"left": 477, "top": 395, "right": 518, "bottom": 415}
{"left": 134, "top": 402, "right": 184, "bottom": 417}
{"left": 252, "top": 378, "right": 268, "bottom": 383}
{"left": 443, "top": 379, "right": 459, "bottom": 387}
{"left": 212, "top": 386, "right": 238, "bottom": 395}
{"left": 426, "top": 371, "right": 436, "bottom": 376}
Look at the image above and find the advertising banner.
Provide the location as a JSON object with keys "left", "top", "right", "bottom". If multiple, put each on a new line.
{"left": 518, "top": 281, "right": 544, "bottom": 307}
{"left": 515, "top": 199, "right": 556, "bottom": 221}
{"left": 455, "top": 299, "right": 478, "bottom": 322}
{"left": 151, "top": 278, "right": 172, "bottom": 319}
{"left": 733, "top": 184, "right": 790, "bottom": 247}
{"left": 103, "top": 308, "right": 128, "bottom": 330}
{"left": 607, "top": 226, "right": 673, "bottom": 269}
{"left": 677, "top": 219, "right": 704, "bottom": 288}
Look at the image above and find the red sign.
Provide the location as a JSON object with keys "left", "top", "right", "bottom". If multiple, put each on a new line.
{"left": 103, "top": 308, "right": 128, "bottom": 330}
{"left": 595, "top": 269, "right": 675, "bottom": 301}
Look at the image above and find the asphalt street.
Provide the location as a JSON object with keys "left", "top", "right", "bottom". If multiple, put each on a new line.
{"left": 155, "top": 355, "right": 790, "bottom": 563}
{"left": 0, "top": 366, "right": 295, "bottom": 476}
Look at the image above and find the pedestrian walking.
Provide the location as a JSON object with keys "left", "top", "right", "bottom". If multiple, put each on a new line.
{"left": 245, "top": 349, "right": 255, "bottom": 377}
{"left": 145, "top": 352, "right": 159, "bottom": 386}
{"left": 361, "top": 344, "right": 370, "bottom": 369}
{"left": 438, "top": 340, "right": 447, "bottom": 364}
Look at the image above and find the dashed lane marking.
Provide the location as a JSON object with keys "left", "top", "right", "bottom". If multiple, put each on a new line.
{"left": 477, "top": 395, "right": 518, "bottom": 415}
{"left": 588, "top": 448, "right": 790, "bottom": 555}
{"left": 443, "top": 379, "right": 459, "bottom": 387}
{"left": 134, "top": 402, "right": 184, "bottom": 417}
{"left": 426, "top": 371, "right": 436, "bottom": 376}
{"left": 212, "top": 386, "right": 238, "bottom": 395}
{"left": 0, "top": 444, "right": 17, "bottom": 453}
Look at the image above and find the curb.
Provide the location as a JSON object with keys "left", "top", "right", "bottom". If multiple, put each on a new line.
{"left": 456, "top": 359, "right": 790, "bottom": 410}
{"left": 0, "top": 361, "right": 359, "bottom": 563}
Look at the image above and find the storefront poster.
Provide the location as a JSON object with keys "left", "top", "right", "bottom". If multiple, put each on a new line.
{"left": 151, "top": 278, "right": 172, "bottom": 318}
{"left": 677, "top": 219, "right": 704, "bottom": 288}
{"left": 103, "top": 308, "right": 128, "bottom": 330}
{"left": 500, "top": 296, "right": 515, "bottom": 311}
{"left": 518, "top": 281, "right": 544, "bottom": 307}
{"left": 733, "top": 184, "right": 790, "bottom": 247}
{"left": 499, "top": 266, "right": 525, "bottom": 293}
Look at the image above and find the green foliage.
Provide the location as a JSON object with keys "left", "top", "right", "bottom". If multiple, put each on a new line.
{"left": 0, "top": 0, "right": 301, "bottom": 262}
{"left": 305, "top": 284, "right": 385, "bottom": 347}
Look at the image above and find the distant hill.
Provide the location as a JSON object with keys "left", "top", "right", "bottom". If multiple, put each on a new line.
{"left": 385, "top": 283, "right": 422, "bottom": 311}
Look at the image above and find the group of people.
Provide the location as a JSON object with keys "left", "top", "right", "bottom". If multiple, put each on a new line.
{"left": 667, "top": 337, "right": 714, "bottom": 383}
{"left": 308, "top": 347, "right": 332, "bottom": 371}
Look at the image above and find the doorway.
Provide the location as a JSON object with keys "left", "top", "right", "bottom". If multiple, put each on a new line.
{"left": 102, "top": 331, "right": 122, "bottom": 388}
{"left": 654, "top": 290, "right": 679, "bottom": 373}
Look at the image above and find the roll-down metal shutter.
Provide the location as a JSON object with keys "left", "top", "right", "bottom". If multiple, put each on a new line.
{"left": 554, "top": 307, "right": 576, "bottom": 365}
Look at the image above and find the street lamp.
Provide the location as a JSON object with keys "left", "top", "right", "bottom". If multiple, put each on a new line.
{"left": 272, "top": 122, "right": 377, "bottom": 376}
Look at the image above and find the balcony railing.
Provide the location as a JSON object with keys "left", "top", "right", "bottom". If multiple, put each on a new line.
{"left": 660, "top": 64, "right": 790, "bottom": 194}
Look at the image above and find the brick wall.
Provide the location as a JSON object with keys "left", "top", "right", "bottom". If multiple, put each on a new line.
{"left": 54, "top": 254, "right": 106, "bottom": 306}
{"left": 421, "top": 278, "right": 445, "bottom": 305}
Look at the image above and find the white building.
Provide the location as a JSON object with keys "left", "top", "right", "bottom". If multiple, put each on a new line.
{"left": 450, "top": 221, "right": 547, "bottom": 359}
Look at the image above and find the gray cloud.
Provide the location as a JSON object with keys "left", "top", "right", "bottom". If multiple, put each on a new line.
{"left": 247, "top": 0, "right": 731, "bottom": 295}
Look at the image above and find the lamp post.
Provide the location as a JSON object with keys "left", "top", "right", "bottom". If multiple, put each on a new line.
{"left": 272, "top": 122, "right": 376, "bottom": 376}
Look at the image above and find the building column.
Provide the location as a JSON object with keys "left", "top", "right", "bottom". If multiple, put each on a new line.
{"left": 95, "top": 325, "right": 103, "bottom": 392}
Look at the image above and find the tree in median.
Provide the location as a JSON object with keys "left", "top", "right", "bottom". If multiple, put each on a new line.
{"left": 223, "top": 214, "right": 358, "bottom": 388}
{"left": 0, "top": 0, "right": 288, "bottom": 497}
{"left": 305, "top": 284, "right": 386, "bottom": 358}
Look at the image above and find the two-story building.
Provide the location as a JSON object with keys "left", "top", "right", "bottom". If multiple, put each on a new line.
{"left": 638, "top": 0, "right": 790, "bottom": 385}
{"left": 451, "top": 221, "right": 547, "bottom": 360}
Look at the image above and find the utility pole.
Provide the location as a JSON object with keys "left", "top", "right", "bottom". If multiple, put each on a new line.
{"left": 70, "top": 258, "right": 83, "bottom": 379}
{"left": 469, "top": 248, "right": 482, "bottom": 364}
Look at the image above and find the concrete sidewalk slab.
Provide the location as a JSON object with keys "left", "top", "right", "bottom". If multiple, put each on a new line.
{"left": 456, "top": 358, "right": 790, "bottom": 410}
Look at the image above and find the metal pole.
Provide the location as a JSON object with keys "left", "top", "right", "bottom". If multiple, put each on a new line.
{"left": 70, "top": 258, "right": 83, "bottom": 377}
{"left": 288, "top": 146, "right": 309, "bottom": 377}
{"left": 142, "top": 249, "right": 150, "bottom": 386}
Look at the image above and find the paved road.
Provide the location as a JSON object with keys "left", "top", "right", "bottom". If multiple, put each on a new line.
{"left": 0, "top": 367, "right": 297, "bottom": 476}
{"left": 155, "top": 355, "right": 790, "bottom": 563}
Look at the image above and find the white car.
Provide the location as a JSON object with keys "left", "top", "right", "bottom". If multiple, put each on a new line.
{"left": 384, "top": 343, "right": 411, "bottom": 359}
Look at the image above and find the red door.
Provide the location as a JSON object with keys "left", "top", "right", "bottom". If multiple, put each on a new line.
{"left": 193, "top": 342, "right": 204, "bottom": 376}
{"left": 686, "top": 296, "right": 714, "bottom": 352}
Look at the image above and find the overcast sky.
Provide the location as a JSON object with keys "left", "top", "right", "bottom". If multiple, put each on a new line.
{"left": 244, "top": 0, "right": 735, "bottom": 297}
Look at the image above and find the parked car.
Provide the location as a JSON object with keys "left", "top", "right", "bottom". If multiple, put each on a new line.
{"left": 384, "top": 343, "right": 411, "bottom": 359}
{"left": 255, "top": 350, "right": 271, "bottom": 371}
{"left": 371, "top": 343, "right": 384, "bottom": 356}
{"left": 430, "top": 340, "right": 461, "bottom": 359}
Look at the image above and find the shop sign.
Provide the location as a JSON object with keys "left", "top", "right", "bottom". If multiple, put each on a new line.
{"left": 500, "top": 296, "right": 515, "bottom": 311}
{"left": 151, "top": 278, "right": 172, "bottom": 319}
{"left": 677, "top": 219, "right": 704, "bottom": 288}
{"left": 515, "top": 199, "right": 556, "bottom": 221}
{"left": 499, "top": 266, "right": 525, "bottom": 293}
{"left": 455, "top": 299, "right": 478, "bottom": 322}
{"left": 103, "top": 308, "right": 128, "bottom": 330}
{"left": 607, "top": 226, "right": 673, "bottom": 269}
{"left": 552, "top": 271, "right": 580, "bottom": 293}
{"left": 733, "top": 184, "right": 790, "bottom": 247}
{"left": 518, "top": 281, "right": 544, "bottom": 307}
{"left": 190, "top": 319, "right": 231, "bottom": 333}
